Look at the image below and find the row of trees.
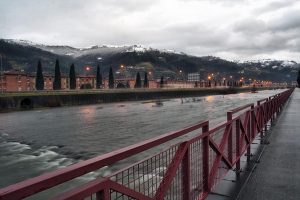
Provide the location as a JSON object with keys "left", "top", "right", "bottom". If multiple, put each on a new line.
{"left": 35, "top": 60, "right": 104, "bottom": 90}
{"left": 133, "top": 72, "right": 150, "bottom": 88}
{"left": 35, "top": 60, "right": 153, "bottom": 90}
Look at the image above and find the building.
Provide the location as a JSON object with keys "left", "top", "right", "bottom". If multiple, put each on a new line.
{"left": 0, "top": 71, "right": 68, "bottom": 92}
{"left": 76, "top": 75, "right": 96, "bottom": 89}
{"left": 0, "top": 70, "right": 158, "bottom": 92}
{"left": 187, "top": 72, "right": 201, "bottom": 82}
{"left": 0, "top": 71, "right": 33, "bottom": 92}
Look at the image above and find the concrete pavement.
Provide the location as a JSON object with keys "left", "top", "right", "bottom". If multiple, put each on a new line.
{"left": 238, "top": 88, "right": 300, "bottom": 200}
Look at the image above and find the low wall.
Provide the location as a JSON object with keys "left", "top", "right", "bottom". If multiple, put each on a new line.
{"left": 0, "top": 87, "right": 278, "bottom": 111}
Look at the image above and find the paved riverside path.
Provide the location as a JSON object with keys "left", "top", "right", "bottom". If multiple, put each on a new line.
{"left": 238, "top": 88, "right": 300, "bottom": 200}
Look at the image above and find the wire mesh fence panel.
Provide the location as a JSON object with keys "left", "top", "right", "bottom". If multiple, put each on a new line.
{"left": 214, "top": 160, "right": 230, "bottom": 185}
{"left": 109, "top": 145, "right": 179, "bottom": 198}
{"left": 210, "top": 125, "right": 226, "bottom": 147}
{"left": 164, "top": 163, "right": 183, "bottom": 200}
{"left": 83, "top": 193, "right": 97, "bottom": 200}
{"left": 110, "top": 190, "right": 136, "bottom": 200}
{"left": 189, "top": 139, "right": 204, "bottom": 200}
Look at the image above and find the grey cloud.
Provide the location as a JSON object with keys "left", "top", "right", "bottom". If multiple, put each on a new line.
{"left": 233, "top": 19, "right": 267, "bottom": 34}
{"left": 254, "top": 0, "right": 297, "bottom": 14}
{"left": 269, "top": 10, "right": 300, "bottom": 31}
{"left": 1, "top": 0, "right": 300, "bottom": 61}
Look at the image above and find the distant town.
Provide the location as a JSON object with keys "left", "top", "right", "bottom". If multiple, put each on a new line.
{"left": 0, "top": 59, "right": 293, "bottom": 93}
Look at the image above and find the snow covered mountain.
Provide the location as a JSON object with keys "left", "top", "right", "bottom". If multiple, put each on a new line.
{"left": 239, "top": 59, "right": 299, "bottom": 70}
{"left": 3, "top": 39, "right": 183, "bottom": 58}
{"left": 0, "top": 39, "right": 298, "bottom": 82}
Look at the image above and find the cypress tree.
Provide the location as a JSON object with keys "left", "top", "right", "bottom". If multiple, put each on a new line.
{"left": 297, "top": 70, "right": 300, "bottom": 88}
{"left": 96, "top": 65, "right": 102, "bottom": 89}
{"left": 109, "top": 67, "right": 114, "bottom": 89}
{"left": 69, "top": 63, "right": 76, "bottom": 89}
{"left": 35, "top": 60, "right": 44, "bottom": 90}
{"left": 53, "top": 60, "right": 61, "bottom": 90}
{"left": 134, "top": 72, "right": 142, "bottom": 88}
{"left": 194, "top": 81, "right": 198, "bottom": 88}
{"left": 144, "top": 72, "right": 149, "bottom": 88}
{"left": 126, "top": 81, "right": 130, "bottom": 88}
{"left": 160, "top": 76, "right": 164, "bottom": 88}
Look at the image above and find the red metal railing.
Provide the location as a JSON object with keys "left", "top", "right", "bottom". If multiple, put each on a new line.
{"left": 0, "top": 89, "right": 294, "bottom": 200}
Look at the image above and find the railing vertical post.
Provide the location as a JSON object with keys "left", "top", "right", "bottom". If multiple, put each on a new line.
{"left": 269, "top": 97, "right": 274, "bottom": 124}
{"left": 236, "top": 119, "right": 240, "bottom": 175}
{"left": 202, "top": 123, "right": 210, "bottom": 193}
{"left": 96, "top": 188, "right": 110, "bottom": 200}
{"left": 257, "top": 101, "right": 264, "bottom": 144}
{"left": 264, "top": 100, "right": 268, "bottom": 132}
{"left": 182, "top": 145, "right": 190, "bottom": 200}
{"left": 227, "top": 112, "right": 233, "bottom": 163}
{"left": 248, "top": 107, "right": 254, "bottom": 162}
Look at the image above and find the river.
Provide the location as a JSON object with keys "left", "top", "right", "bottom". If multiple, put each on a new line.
{"left": 0, "top": 89, "right": 284, "bottom": 194}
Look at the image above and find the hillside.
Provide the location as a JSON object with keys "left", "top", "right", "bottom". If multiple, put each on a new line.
{"left": 0, "top": 39, "right": 298, "bottom": 82}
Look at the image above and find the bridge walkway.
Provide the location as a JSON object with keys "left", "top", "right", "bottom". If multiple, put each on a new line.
{"left": 238, "top": 88, "right": 300, "bottom": 200}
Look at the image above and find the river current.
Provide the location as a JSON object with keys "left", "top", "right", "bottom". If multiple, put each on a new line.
{"left": 0, "top": 90, "right": 284, "bottom": 195}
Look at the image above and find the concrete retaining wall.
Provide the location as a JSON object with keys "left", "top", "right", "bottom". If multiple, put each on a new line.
{"left": 0, "top": 87, "right": 275, "bottom": 111}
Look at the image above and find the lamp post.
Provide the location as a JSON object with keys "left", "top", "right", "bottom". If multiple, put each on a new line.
{"left": 208, "top": 75, "right": 211, "bottom": 87}
{"left": 0, "top": 54, "right": 3, "bottom": 94}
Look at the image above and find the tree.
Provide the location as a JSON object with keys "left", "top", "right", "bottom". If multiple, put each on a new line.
{"left": 144, "top": 72, "right": 149, "bottom": 88}
{"left": 109, "top": 67, "right": 114, "bottom": 89}
{"left": 194, "top": 81, "right": 198, "bottom": 88}
{"left": 134, "top": 72, "right": 142, "bottom": 88}
{"left": 297, "top": 70, "right": 300, "bottom": 88}
{"left": 160, "top": 76, "right": 164, "bottom": 88}
{"left": 96, "top": 65, "right": 102, "bottom": 89}
{"left": 126, "top": 81, "right": 130, "bottom": 88}
{"left": 69, "top": 63, "right": 76, "bottom": 90}
{"left": 53, "top": 59, "right": 61, "bottom": 90}
{"left": 35, "top": 60, "right": 44, "bottom": 90}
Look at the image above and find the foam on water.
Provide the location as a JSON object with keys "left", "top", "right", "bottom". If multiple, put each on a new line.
{"left": 0, "top": 134, "right": 82, "bottom": 187}
{"left": 0, "top": 132, "right": 111, "bottom": 190}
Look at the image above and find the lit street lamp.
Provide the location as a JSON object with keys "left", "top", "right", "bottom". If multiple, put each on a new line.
{"left": 85, "top": 66, "right": 91, "bottom": 71}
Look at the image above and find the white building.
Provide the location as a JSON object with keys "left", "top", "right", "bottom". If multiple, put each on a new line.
{"left": 187, "top": 72, "right": 201, "bottom": 82}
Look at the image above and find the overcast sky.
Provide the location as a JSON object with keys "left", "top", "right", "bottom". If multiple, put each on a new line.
{"left": 1, "top": 0, "right": 300, "bottom": 61}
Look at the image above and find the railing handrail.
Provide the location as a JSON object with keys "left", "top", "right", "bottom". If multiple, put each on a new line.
{"left": 228, "top": 103, "right": 254, "bottom": 114}
{"left": 257, "top": 98, "right": 269, "bottom": 105}
{"left": 0, "top": 121, "right": 209, "bottom": 199}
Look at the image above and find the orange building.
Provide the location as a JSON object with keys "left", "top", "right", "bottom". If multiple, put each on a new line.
{"left": 76, "top": 75, "right": 96, "bottom": 89}
{"left": 0, "top": 70, "right": 159, "bottom": 92}
{"left": 0, "top": 71, "right": 33, "bottom": 92}
{"left": 0, "top": 71, "right": 69, "bottom": 92}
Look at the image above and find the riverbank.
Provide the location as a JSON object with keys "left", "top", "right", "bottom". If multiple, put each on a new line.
{"left": 0, "top": 87, "right": 283, "bottom": 112}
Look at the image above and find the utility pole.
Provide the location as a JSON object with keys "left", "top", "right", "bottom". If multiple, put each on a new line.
{"left": 0, "top": 54, "right": 3, "bottom": 94}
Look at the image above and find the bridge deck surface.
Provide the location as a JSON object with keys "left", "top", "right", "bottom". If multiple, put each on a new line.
{"left": 238, "top": 88, "right": 300, "bottom": 200}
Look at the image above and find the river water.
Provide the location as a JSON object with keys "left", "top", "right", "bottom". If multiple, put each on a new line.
{"left": 0, "top": 89, "right": 284, "bottom": 193}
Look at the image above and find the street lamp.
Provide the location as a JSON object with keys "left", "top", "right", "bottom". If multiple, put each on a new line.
{"left": 0, "top": 54, "right": 3, "bottom": 94}
{"left": 85, "top": 66, "right": 91, "bottom": 71}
